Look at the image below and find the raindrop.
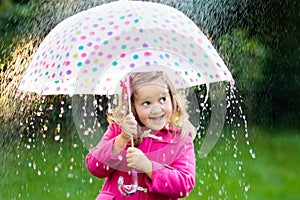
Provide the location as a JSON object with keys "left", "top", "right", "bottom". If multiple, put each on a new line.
{"left": 89, "top": 178, "right": 93, "bottom": 184}
{"left": 66, "top": 192, "right": 70, "bottom": 198}
{"left": 249, "top": 148, "right": 256, "bottom": 159}
{"left": 244, "top": 184, "right": 250, "bottom": 192}
{"left": 118, "top": 155, "right": 123, "bottom": 161}
{"left": 54, "top": 135, "right": 60, "bottom": 141}
{"left": 214, "top": 173, "right": 219, "bottom": 180}
{"left": 68, "top": 173, "right": 74, "bottom": 178}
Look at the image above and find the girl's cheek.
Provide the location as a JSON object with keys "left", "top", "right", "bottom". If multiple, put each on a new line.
{"left": 140, "top": 107, "right": 149, "bottom": 114}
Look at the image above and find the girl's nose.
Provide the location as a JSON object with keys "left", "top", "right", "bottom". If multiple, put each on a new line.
{"left": 150, "top": 104, "right": 163, "bottom": 114}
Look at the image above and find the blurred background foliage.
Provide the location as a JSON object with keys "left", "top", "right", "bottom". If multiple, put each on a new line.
{"left": 0, "top": 0, "right": 299, "bottom": 141}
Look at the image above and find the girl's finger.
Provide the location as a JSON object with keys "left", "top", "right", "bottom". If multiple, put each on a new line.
{"left": 127, "top": 147, "right": 135, "bottom": 153}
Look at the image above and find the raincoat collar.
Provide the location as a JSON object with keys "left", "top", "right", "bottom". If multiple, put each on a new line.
{"left": 145, "top": 125, "right": 182, "bottom": 144}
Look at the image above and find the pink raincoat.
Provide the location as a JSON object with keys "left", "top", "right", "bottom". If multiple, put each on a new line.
{"left": 86, "top": 123, "right": 195, "bottom": 200}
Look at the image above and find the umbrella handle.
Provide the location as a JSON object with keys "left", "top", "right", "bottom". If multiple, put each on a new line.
{"left": 126, "top": 75, "right": 132, "bottom": 113}
{"left": 118, "top": 169, "right": 138, "bottom": 196}
{"left": 118, "top": 75, "right": 138, "bottom": 196}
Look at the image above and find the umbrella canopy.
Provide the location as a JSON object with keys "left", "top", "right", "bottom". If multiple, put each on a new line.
{"left": 18, "top": 0, "right": 233, "bottom": 96}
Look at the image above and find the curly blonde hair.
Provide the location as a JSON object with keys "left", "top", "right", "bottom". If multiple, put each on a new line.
{"left": 107, "top": 71, "right": 194, "bottom": 135}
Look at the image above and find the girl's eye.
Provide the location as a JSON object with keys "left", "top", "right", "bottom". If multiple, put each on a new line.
{"left": 142, "top": 101, "right": 150, "bottom": 106}
{"left": 160, "top": 97, "right": 167, "bottom": 104}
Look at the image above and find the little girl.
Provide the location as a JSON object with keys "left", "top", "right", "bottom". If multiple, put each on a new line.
{"left": 86, "top": 71, "right": 196, "bottom": 200}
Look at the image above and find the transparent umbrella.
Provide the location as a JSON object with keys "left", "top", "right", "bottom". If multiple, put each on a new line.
{"left": 18, "top": 0, "right": 234, "bottom": 196}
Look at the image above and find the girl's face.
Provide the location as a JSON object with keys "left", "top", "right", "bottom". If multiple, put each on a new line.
{"left": 133, "top": 84, "right": 173, "bottom": 131}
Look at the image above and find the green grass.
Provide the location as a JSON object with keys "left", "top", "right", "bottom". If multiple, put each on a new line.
{"left": 244, "top": 129, "right": 300, "bottom": 200}
{"left": 0, "top": 139, "right": 102, "bottom": 199}
{"left": 1, "top": 128, "right": 300, "bottom": 199}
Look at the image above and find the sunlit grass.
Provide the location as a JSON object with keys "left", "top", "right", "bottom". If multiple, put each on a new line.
{"left": 0, "top": 139, "right": 102, "bottom": 199}
{"left": 1, "top": 128, "right": 300, "bottom": 199}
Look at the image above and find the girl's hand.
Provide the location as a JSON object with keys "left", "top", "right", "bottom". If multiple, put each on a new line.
{"left": 121, "top": 113, "right": 138, "bottom": 141}
{"left": 126, "top": 147, "right": 152, "bottom": 174}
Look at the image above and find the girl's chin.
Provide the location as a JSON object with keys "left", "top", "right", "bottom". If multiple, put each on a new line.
{"left": 148, "top": 118, "right": 166, "bottom": 131}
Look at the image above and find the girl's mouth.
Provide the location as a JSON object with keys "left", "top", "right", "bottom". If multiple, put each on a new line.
{"left": 149, "top": 114, "right": 165, "bottom": 122}
{"left": 148, "top": 114, "right": 166, "bottom": 130}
